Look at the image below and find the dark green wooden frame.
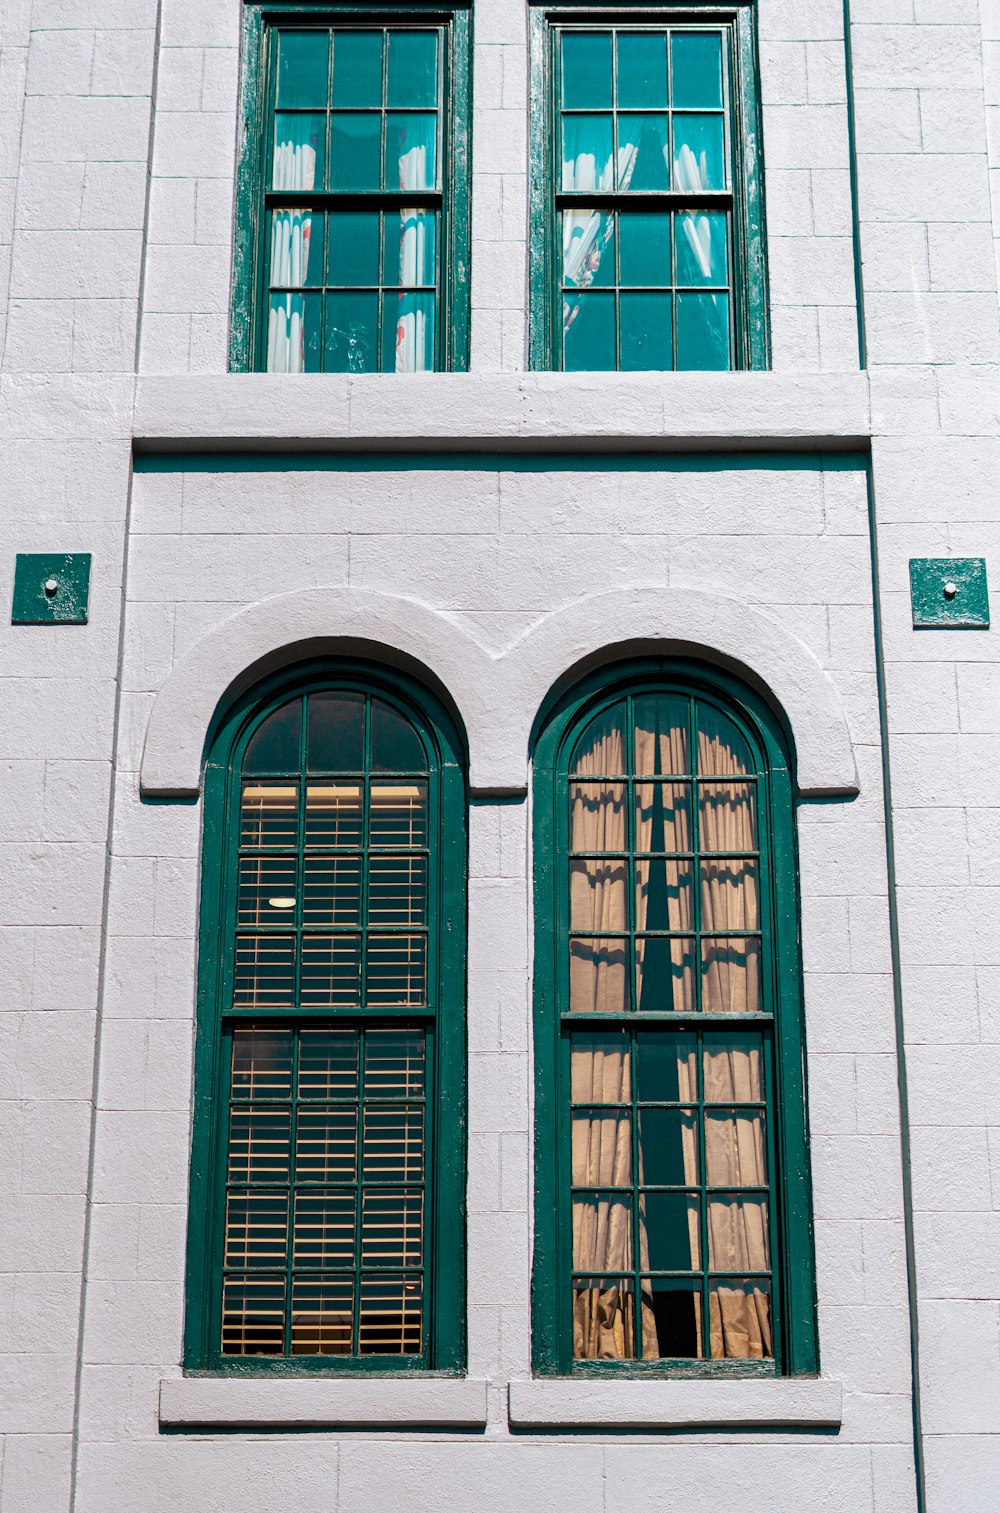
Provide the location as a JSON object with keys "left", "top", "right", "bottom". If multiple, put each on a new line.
{"left": 230, "top": 1, "right": 472, "bottom": 373}
{"left": 527, "top": 1, "right": 769, "bottom": 372}
{"left": 531, "top": 658, "right": 816, "bottom": 1377}
{"left": 184, "top": 659, "right": 468, "bottom": 1375}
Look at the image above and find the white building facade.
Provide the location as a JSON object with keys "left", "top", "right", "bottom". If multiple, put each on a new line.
{"left": 0, "top": 0, "right": 997, "bottom": 1508}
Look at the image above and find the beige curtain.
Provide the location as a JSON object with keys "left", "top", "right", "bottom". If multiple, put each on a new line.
{"left": 570, "top": 713, "right": 627, "bottom": 1013}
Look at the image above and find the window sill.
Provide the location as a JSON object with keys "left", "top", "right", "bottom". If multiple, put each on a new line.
{"left": 158, "top": 1376, "right": 489, "bottom": 1431}
{"left": 507, "top": 1376, "right": 842, "bottom": 1431}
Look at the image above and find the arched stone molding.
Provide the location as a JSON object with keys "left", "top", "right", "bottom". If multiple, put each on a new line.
{"left": 139, "top": 587, "right": 493, "bottom": 797}
{"left": 500, "top": 585, "right": 859, "bottom": 797}
{"left": 140, "top": 583, "right": 858, "bottom": 800}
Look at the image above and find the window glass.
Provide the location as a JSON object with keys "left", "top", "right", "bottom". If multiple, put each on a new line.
{"left": 555, "top": 24, "right": 736, "bottom": 371}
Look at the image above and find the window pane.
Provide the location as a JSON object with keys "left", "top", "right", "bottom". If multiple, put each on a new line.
{"left": 245, "top": 700, "right": 301, "bottom": 773}
{"left": 366, "top": 934, "right": 426, "bottom": 1006}
{"left": 708, "top": 1196, "right": 769, "bottom": 1270}
{"left": 307, "top": 691, "right": 365, "bottom": 772}
{"left": 306, "top": 783, "right": 362, "bottom": 848}
{"left": 296, "top": 1110, "right": 358, "bottom": 1181}
{"left": 293, "top": 1192, "right": 356, "bottom": 1265}
{"left": 238, "top": 855, "right": 298, "bottom": 928}
{"left": 228, "top": 1108, "right": 291, "bottom": 1184}
{"left": 270, "top": 210, "right": 321, "bottom": 288}
{"left": 303, "top": 854, "right": 362, "bottom": 926}
{"left": 699, "top": 780, "right": 756, "bottom": 851}
{"left": 267, "top": 293, "right": 322, "bottom": 373}
{"left": 387, "top": 30, "right": 438, "bottom": 108}
{"left": 387, "top": 113, "right": 436, "bottom": 190}
{"left": 572, "top": 703, "right": 627, "bottom": 775}
{"left": 617, "top": 114, "right": 669, "bottom": 191}
{"left": 701, "top": 936, "right": 761, "bottom": 1014}
{"left": 277, "top": 30, "right": 330, "bottom": 109}
{"left": 361, "top": 1190, "right": 423, "bottom": 1265}
{"left": 327, "top": 213, "right": 381, "bottom": 287}
{"left": 570, "top": 1030, "right": 632, "bottom": 1104}
{"left": 643, "top": 1190, "right": 701, "bottom": 1270}
{"left": 359, "top": 1275, "right": 422, "bottom": 1354}
{"left": 635, "top": 783, "right": 692, "bottom": 853}
{"left": 572, "top": 1111, "right": 632, "bottom": 1186}
{"left": 225, "top": 1192, "right": 289, "bottom": 1268}
{"left": 672, "top": 113, "right": 725, "bottom": 192}
{"left": 564, "top": 292, "right": 616, "bottom": 371}
{"left": 705, "top": 1111, "right": 767, "bottom": 1187}
{"left": 273, "top": 113, "right": 325, "bottom": 191}
{"left": 325, "top": 291, "right": 378, "bottom": 373}
{"left": 635, "top": 857, "right": 693, "bottom": 931}
{"left": 222, "top": 1277, "right": 285, "bottom": 1355}
{"left": 384, "top": 209, "right": 436, "bottom": 287}
{"left": 233, "top": 935, "right": 296, "bottom": 1008}
{"left": 570, "top": 937, "right": 630, "bottom": 1012}
{"left": 675, "top": 210, "right": 728, "bottom": 286}
{"left": 635, "top": 935, "right": 696, "bottom": 1013}
{"left": 369, "top": 782, "right": 427, "bottom": 847}
{"left": 671, "top": 31, "right": 724, "bottom": 110}
{"left": 676, "top": 291, "right": 730, "bottom": 370}
{"left": 703, "top": 1033, "right": 764, "bottom": 1102}
{"left": 574, "top": 1277, "right": 636, "bottom": 1359}
{"left": 298, "top": 1027, "right": 359, "bottom": 1099}
{"left": 363, "top": 1105, "right": 425, "bottom": 1181}
{"left": 232, "top": 1026, "right": 294, "bottom": 1100}
{"left": 616, "top": 31, "right": 667, "bottom": 109}
{"left": 562, "top": 209, "right": 614, "bottom": 290}
{"left": 618, "top": 213, "right": 670, "bottom": 287}
{"left": 241, "top": 782, "right": 299, "bottom": 848}
{"left": 644, "top": 1279, "right": 703, "bottom": 1358}
{"left": 368, "top": 854, "right": 427, "bottom": 927}
{"left": 371, "top": 699, "right": 426, "bottom": 772}
{"left": 331, "top": 30, "right": 383, "bottom": 108}
{"left": 330, "top": 114, "right": 382, "bottom": 191}
{"left": 634, "top": 694, "right": 690, "bottom": 775}
{"left": 571, "top": 857, "right": 627, "bottom": 934}
{"left": 562, "top": 114, "right": 614, "bottom": 192}
{"left": 383, "top": 291, "right": 436, "bottom": 373}
{"left": 573, "top": 1195, "right": 633, "bottom": 1270}
{"left": 701, "top": 858, "right": 758, "bottom": 933}
{"left": 697, "top": 706, "right": 752, "bottom": 776}
{"left": 561, "top": 31, "right": 613, "bottom": 110}
{"left": 300, "top": 933, "right": 362, "bottom": 1006}
{"left": 710, "top": 1279, "right": 773, "bottom": 1359}
{"left": 637, "top": 1107, "right": 698, "bottom": 1187}
{"left": 291, "top": 1278, "right": 353, "bottom": 1355}
{"left": 571, "top": 781, "right": 626, "bottom": 853}
{"left": 364, "top": 1027, "right": 426, "bottom": 1099}
{"left": 620, "top": 291, "right": 672, "bottom": 370}
{"left": 636, "top": 1031, "right": 697, "bottom": 1102}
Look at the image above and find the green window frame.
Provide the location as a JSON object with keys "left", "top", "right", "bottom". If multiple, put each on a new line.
{"left": 231, "top": 3, "right": 471, "bottom": 374}
{"left": 531, "top": 660, "right": 816, "bottom": 1376}
{"left": 184, "top": 661, "right": 467, "bottom": 1374}
{"left": 528, "top": 2, "right": 768, "bottom": 372}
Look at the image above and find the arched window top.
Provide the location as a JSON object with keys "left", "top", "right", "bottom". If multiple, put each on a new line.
{"left": 569, "top": 688, "right": 755, "bottom": 782}
{"left": 241, "top": 688, "right": 432, "bottom": 778}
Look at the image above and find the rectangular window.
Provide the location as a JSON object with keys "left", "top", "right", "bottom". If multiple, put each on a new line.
{"left": 233, "top": 8, "right": 471, "bottom": 373}
{"left": 529, "top": 6, "right": 767, "bottom": 372}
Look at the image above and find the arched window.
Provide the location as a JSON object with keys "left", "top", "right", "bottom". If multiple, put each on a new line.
{"left": 531, "top": 661, "right": 816, "bottom": 1375}
{"left": 184, "top": 664, "right": 466, "bottom": 1373}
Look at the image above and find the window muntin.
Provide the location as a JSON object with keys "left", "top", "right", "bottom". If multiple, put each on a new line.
{"left": 557, "top": 25, "right": 734, "bottom": 372}
{"left": 532, "top": 665, "right": 815, "bottom": 1378}
{"left": 258, "top": 21, "right": 454, "bottom": 373}
{"left": 188, "top": 673, "right": 467, "bottom": 1374}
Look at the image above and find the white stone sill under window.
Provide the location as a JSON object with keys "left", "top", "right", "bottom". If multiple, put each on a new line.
{"left": 158, "top": 1376, "right": 489, "bottom": 1431}
{"left": 507, "top": 1377, "right": 843, "bottom": 1431}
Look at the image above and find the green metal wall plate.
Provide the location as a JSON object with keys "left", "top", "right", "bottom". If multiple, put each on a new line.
{"left": 909, "top": 557, "right": 989, "bottom": 629}
{"left": 11, "top": 553, "right": 92, "bottom": 625}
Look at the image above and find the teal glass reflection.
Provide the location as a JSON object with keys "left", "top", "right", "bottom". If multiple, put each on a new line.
{"left": 671, "top": 32, "right": 724, "bottom": 110}
{"left": 387, "top": 31, "right": 438, "bottom": 108}
{"left": 326, "top": 291, "right": 379, "bottom": 373}
{"left": 270, "top": 209, "right": 322, "bottom": 288}
{"left": 273, "top": 113, "right": 325, "bottom": 191}
{"left": 561, "top": 32, "right": 613, "bottom": 109}
{"left": 676, "top": 291, "right": 730, "bottom": 370}
{"left": 331, "top": 30, "right": 383, "bottom": 107}
{"left": 276, "top": 31, "right": 330, "bottom": 109}
{"left": 386, "top": 113, "right": 437, "bottom": 190}
{"left": 267, "top": 293, "right": 323, "bottom": 373}
{"left": 327, "top": 211, "right": 380, "bottom": 286}
{"left": 617, "top": 114, "right": 669, "bottom": 191}
{"left": 562, "top": 209, "right": 614, "bottom": 290}
{"left": 382, "top": 291, "right": 436, "bottom": 372}
{"left": 672, "top": 114, "right": 725, "bottom": 192}
{"left": 563, "top": 293, "right": 616, "bottom": 371}
{"left": 562, "top": 115, "right": 614, "bottom": 191}
{"left": 330, "top": 114, "right": 381, "bottom": 190}
{"left": 384, "top": 208, "right": 437, "bottom": 287}
{"left": 620, "top": 292, "right": 672, "bottom": 370}
{"left": 675, "top": 211, "right": 728, "bottom": 286}
{"left": 618, "top": 213, "right": 671, "bottom": 287}
{"left": 616, "top": 32, "right": 668, "bottom": 109}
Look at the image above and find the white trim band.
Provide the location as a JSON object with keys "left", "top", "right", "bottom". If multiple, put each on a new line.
{"left": 507, "top": 1377, "right": 843, "bottom": 1431}
{"left": 159, "top": 1376, "right": 489, "bottom": 1431}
